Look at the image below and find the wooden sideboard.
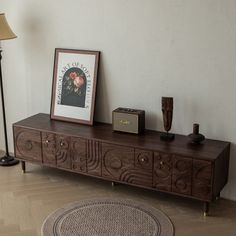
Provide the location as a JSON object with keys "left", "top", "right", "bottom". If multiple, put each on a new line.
{"left": 13, "top": 113, "right": 230, "bottom": 215}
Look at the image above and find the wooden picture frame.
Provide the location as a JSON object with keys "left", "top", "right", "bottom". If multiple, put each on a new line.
{"left": 50, "top": 48, "right": 100, "bottom": 125}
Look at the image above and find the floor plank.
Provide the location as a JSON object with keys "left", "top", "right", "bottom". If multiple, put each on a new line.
{"left": 0, "top": 162, "right": 236, "bottom": 236}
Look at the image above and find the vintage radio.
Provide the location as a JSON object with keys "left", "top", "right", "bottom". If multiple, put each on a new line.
{"left": 112, "top": 107, "right": 145, "bottom": 134}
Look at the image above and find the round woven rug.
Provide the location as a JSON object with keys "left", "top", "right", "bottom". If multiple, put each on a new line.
{"left": 41, "top": 199, "right": 174, "bottom": 236}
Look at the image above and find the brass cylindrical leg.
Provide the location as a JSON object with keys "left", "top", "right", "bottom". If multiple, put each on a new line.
{"left": 21, "top": 161, "right": 26, "bottom": 173}
{"left": 111, "top": 182, "right": 115, "bottom": 187}
{"left": 216, "top": 193, "right": 220, "bottom": 201}
{"left": 203, "top": 202, "right": 209, "bottom": 216}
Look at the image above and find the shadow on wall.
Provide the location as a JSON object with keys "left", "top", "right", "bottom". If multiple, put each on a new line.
{"left": 20, "top": 10, "right": 54, "bottom": 113}
{"left": 94, "top": 56, "right": 162, "bottom": 129}
{"left": 22, "top": 16, "right": 46, "bottom": 52}
{"left": 94, "top": 55, "right": 111, "bottom": 123}
{"left": 145, "top": 111, "right": 162, "bottom": 131}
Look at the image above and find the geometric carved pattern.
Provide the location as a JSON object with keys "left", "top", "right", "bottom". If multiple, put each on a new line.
{"left": 153, "top": 152, "right": 172, "bottom": 191}
{"left": 87, "top": 140, "right": 101, "bottom": 176}
{"left": 42, "top": 132, "right": 56, "bottom": 166}
{"left": 56, "top": 135, "right": 71, "bottom": 169}
{"left": 120, "top": 169, "right": 153, "bottom": 187}
{"left": 102, "top": 143, "right": 134, "bottom": 181}
{"left": 173, "top": 156, "right": 192, "bottom": 175}
{"left": 172, "top": 175, "right": 191, "bottom": 195}
{"left": 192, "top": 160, "right": 212, "bottom": 200}
{"left": 135, "top": 149, "right": 153, "bottom": 170}
{"left": 70, "top": 137, "right": 87, "bottom": 173}
{"left": 172, "top": 156, "right": 192, "bottom": 195}
{"left": 14, "top": 127, "right": 42, "bottom": 162}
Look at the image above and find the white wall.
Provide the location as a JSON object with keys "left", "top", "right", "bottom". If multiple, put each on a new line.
{"left": 0, "top": 0, "right": 236, "bottom": 200}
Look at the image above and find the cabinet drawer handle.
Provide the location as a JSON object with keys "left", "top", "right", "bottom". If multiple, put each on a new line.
{"left": 45, "top": 140, "right": 50, "bottom": 144}
{"left": 25, "top": 141, "right": 33, "bottom": 150}
{"left": 141, "top": 158, "right": 146, "bottom": 162}
{"left": 160, "top": 161, "right": 163, "bottom": 165}
{"left": 60, "top": 141, "right": 64, "bottom": 147}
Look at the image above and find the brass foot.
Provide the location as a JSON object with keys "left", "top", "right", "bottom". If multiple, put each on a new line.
{"left": 21, "top": 161, "right": 26, "bottom": 173}
{"left": 203, "top": 202, "right": 209, "bottom": 217}
{"left": 111, "top": 182, "right": 115, "bottom": 187}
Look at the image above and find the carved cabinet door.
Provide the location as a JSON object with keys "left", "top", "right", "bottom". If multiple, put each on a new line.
{"left": 153, "top": 152, "right": 172, "bottom": 191}
{"left": 102, "top": 143, "right": 134, "bottom": 182}
{"left": 14, "top": 127, "right": 42, "bottom": 162}
{"left": 70, "top": 137, "right": 87, "bottom": 173}
{"left": 192, "top": 160, "right": 212, "bottom": 200}
{"left": 42, "top": 132, "right": 56, "bottom": 166}
{"left": 56, "top": 135, "right": 71, "bottom": 169}
{"left": 172, "top": 155, "right": 192, "bottom": 195}
{"left": 134, "top": 149, "right": 153, "bottom": 187}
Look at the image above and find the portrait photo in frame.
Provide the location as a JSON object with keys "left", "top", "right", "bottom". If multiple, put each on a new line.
{"left": 50, "top": 48, "right": 100, "bottom": 125}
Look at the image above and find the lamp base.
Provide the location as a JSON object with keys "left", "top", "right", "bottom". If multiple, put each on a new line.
{"left": 0, "top": 155, "right": 19, "bottom": 166}
{"left": 160, "top": 132, "right": 175, "bottom": 141}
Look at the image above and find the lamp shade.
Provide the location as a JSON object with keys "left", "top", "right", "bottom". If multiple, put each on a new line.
{"left": 0, "top": 13, "right": 17, "bottom": 40}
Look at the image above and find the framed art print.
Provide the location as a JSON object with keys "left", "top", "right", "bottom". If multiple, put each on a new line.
{"left": 50, "top": 48, "right": 100, "bottom": 125}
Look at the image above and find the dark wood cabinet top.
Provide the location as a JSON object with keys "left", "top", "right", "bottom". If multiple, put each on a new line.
{"left": 13, "top": 113, "right": 230, "bottom": 161}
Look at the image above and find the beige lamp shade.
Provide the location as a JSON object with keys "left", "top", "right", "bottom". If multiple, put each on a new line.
{"left": 0, "top": 13, "right": 17, "bottom": 40}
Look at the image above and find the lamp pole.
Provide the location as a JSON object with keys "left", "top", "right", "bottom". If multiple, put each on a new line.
{"left": 0, "top": 13, "right": 19, "bottom": 166}
{"left": 0, "top": 49, "right": 19, "bottom": 166}
{"left": 0, "top": 49, "right": 9, "bottom": 156}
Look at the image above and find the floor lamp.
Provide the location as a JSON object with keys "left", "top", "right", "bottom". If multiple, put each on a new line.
{"left": 0, "top": 13, "right": 19, "bottom": 166}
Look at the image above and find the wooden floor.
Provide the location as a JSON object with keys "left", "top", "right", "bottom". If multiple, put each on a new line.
{"left": 0, "top": 162, "right": 236, "bottom": 236}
